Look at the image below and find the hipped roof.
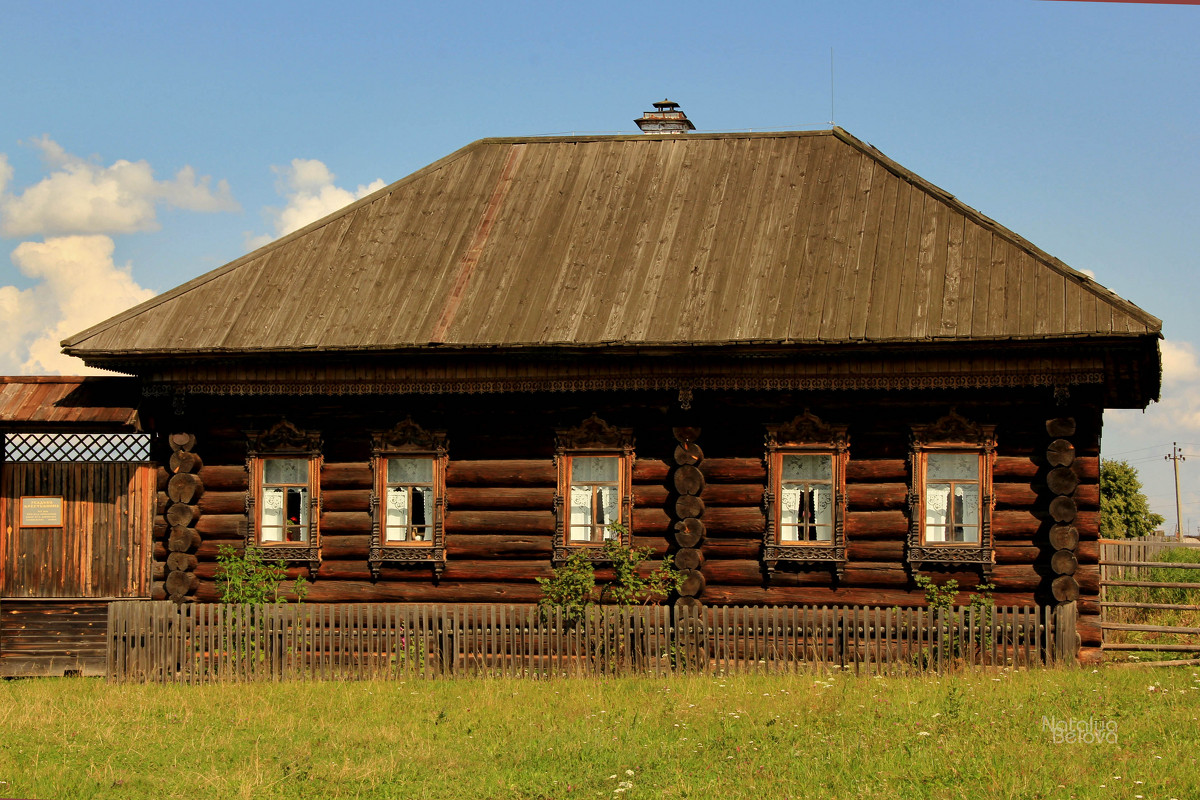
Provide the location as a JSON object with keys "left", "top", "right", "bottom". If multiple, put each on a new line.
{"left": 63, "top": 128, "right": 1160, "bottom": 362}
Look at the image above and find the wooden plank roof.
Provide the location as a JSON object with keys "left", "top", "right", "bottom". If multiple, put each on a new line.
{"left": 62, "top": 128, "right": 1160, "bottom": 362}
{"left": 0, "top": 377, "right": 140, "bottom": 428}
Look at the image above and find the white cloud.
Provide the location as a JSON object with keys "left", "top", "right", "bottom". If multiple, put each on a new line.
{"left": 0, "top": 153, "right": 11, "bottom": 196}
{"left": 246, "top": 158, "right": 385, "bottom": 249}
{"left": 0, "top": 235, "right": 155, "bottom": 374}
{"left": 1161, "top": 339, "right": 1200, "bottom": 386}
{"left": 1107, "top": 338, "right": 1200, "bottom": 443}
{"left": 0, "top": 136, "right": 238, "bottom": 237}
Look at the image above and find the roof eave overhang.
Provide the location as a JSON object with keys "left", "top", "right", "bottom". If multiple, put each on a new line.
{"left": 83, "top": 334, "right": 1161, "bottom": 410}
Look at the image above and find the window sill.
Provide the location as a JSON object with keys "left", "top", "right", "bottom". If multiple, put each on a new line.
{"left": 908, "top": 545, "right": 995, "bottom": 578}
{"left": 764, "top": 543, "right": 846, "bottom": 579}
{"left": 368, "top": 545, "right": 446, "bottom": 580}
{"left": 247, "top": 542, "right": 321, "bottom": 575}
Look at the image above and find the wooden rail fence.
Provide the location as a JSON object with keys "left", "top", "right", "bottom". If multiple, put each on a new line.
{"left": 1100, "top": 538, "right": 1200, "bottom": 657}
{"left": 107, "top": 602, "right": 1054, "bottom": 682}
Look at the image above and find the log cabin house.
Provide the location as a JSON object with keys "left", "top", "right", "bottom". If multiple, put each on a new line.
{"left": 2, "top": 104, "right": 1162, "bottom": 670}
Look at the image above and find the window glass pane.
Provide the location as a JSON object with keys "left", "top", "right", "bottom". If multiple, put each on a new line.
{"left": 569, "top": 487, "right": 593, "bottom": 541}
{"left": 780, "top": 487, "right": 802, "bottom": 532}
{"left": 925, "top": 524, "right": 948, "bottom": 543}
{"left": 285, "top": 487, "right": 308, "bottom": 542}
{"left": 573, "top": 456, "right": 619, "bottom": 483}
{"left": 388, "top": 457, "right": 433, "bottom": 484}
{"left": 927, "top": 453, "right": 977, "bottom": 481}
{"left": 956, "top": 484, "right": 980, "bottom": 526}
{"left": 412, "top": 487, "right": 429, "bottom": 526}
{"left": 386, "top": 486, "right": 409, "bottom": 540}
{"left": 261, "top": 487, "right": 284, "bottom": 540}
{"left": 264, "top": 458, "right": 306, "bottom": 484}
{"left": 262, "top": 486, "right": 284, "bottom": 520}
{"left": 812, "top": 485, "right": 833, "bottom": 527}
{"left": 925, "top": 484, "right": 950, "bottom": 525}
{"left": 782, "top": 454, "right": 832, "bottom": 481}
{"left": 599, "top": 486, "right": 619, "bottom": 538}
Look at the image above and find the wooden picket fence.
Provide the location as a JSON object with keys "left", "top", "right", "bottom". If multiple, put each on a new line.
{"left": 106, "top": 601, "right": 1054, "bottom": 683}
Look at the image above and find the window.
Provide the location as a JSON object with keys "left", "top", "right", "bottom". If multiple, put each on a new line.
{"left": 566, "top": 455, "right": 623, "bottom": 544}
{"left": 777, "top": 454, "right": 835, "bottom": 543}
{"left": 908, "top": 410, "right": 996, "bottom": 576}
{"left": 382, "top": 457, "right": 436, "bottom": 544}
{"left": 764, "top": 412, "right": 848, "bottom": 577}
{"left": 246, "top": 420, "right": 322, "bottom": 573}
{"left": 369, "top": 418, "right": 447, "bottom": 579}
{"left": 921, "top": 453, "right": 981, "bottom": 544}
{"left": 259, "top": 458, "right": 312, "bottom": 543}
{"left": 554, "top": 414, "right": 634, "bottom": 562}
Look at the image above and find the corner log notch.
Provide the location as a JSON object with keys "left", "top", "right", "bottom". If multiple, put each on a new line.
{"left": 671, "top": 426, "right": 706, "bottom": 609}
{"left": 163, "top": 433, "right": 202, "bottom": 603}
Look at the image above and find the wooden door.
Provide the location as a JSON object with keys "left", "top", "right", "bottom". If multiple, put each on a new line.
{"left": 0, "top": 462, "right": 154, "bottom": 598}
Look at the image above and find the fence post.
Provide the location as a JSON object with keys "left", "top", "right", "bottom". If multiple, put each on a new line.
{"left": 1053, "top": 601, "right": 1078, "bottom": 666}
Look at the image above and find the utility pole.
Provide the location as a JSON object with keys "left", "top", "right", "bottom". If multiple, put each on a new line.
{"left": 1166, "top": 443, "right": 1185, "bottom": 541}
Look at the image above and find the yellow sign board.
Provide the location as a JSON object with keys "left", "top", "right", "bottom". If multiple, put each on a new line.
{"left": 20, "top": 496, "right": 64, "bottom": 528}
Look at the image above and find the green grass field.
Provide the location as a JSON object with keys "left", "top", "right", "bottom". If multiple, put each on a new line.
{"left": 2, "top": 667, "right": 1198, "bottom": 800}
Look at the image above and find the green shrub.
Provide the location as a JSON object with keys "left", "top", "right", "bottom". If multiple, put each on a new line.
{"left": 214, "top": 544, "right": 308, "bottom": 604}
{"left": 536, "top": 524, "right": 683, "bottom": 626}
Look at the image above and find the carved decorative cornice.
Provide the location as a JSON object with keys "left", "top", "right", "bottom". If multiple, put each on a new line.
{"left": 246, "top": 419, "right": 322, "bottom": 455}
{"left": 765, "top": 410, "right": 848, "bottom": 448}
{"left": 143, "top": 370, "right": 1107, "bottom": 397}
{"left": 911, "top": 408, "right": 996, "bottom": 449}
{"left": 555, "top": 414, "right": 634, "bottom": 451}
{"left": 370, "top": 417, "right": 447, "bottom": 454}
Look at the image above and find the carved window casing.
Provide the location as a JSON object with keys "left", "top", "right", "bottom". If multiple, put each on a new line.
{"left": 246, "top": 420, "right": 322, "bottom": 574}
{"left": 764, "top": 412, "right": 849, "bottom": 579}
{"left": 908, "top": 410, "right": 996, "bottom": 577}
{"left": 554, "top": 414, "right": 634, "bottom": 563}
{"left": 369, "top": 418, "right": 448, "bottom": 580}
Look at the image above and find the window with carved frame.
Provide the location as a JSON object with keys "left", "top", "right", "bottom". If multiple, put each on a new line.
{"left": 764, "top": 412, "right": 848, "bottom": 579}
{"left": 553, "top": 414, "right": 634, "bottom": 563}
{"left": 246, "top": 419, "right": 322, "bottom": 574}
{"left": 908, "top": 410, "right": 996, "bottom": 578}
{"left": 369, "top": 418, "right": 447, "bottom": 580}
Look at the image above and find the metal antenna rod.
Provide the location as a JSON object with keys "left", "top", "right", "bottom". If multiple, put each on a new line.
{"left": 830, "top": 48, "right": 836, "bottom": 127}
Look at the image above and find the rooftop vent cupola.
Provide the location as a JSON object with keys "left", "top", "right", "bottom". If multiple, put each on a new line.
{"left": 635, "top": 99, "right": 696, "bottom": 133}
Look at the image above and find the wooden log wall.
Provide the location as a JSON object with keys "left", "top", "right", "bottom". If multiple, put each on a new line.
{"left": 159, "top": 434, "right": 202, "bottom": 603}
{"left": 670, "top": 427, "right": 706, "bottom": 607}
{"left": 143, "top": 390, "right": 1103, "bottom": 625}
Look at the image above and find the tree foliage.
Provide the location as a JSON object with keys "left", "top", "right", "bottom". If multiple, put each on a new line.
{"left": 1099, "top": 459, "right": 1165, "bottom": 539}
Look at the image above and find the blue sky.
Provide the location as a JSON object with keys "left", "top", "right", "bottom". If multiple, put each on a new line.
{"left": 1, "top": 0, "right": 1198, "bottom": 525}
